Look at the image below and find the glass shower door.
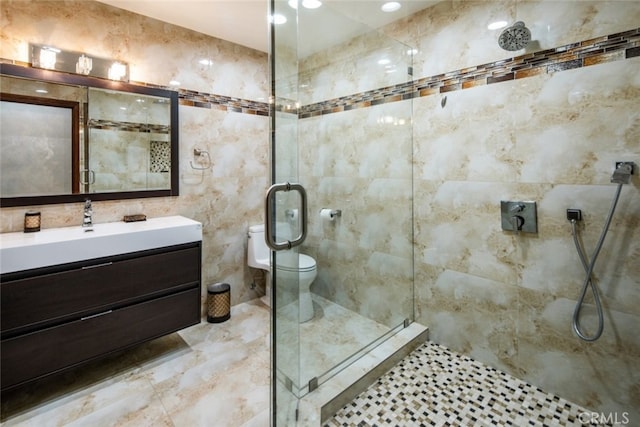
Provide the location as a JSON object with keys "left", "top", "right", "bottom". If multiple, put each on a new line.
{"left": 270, "top": 2, "right": 304, "bottom": 422}
{"left": 270, "top": 0, "right": 414, "bottom": 424}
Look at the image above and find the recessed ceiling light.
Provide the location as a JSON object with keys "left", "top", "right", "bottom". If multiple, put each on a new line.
{"left": 378, "top": 58, "right": 391, "bottom": 65}
{"left": 288, "top": 0, "right": 298, "bottom": 9}
{"left": 35, "top": 89, "right": 48, "bottom": 94}
{"left": 199, "top": 59, "right": 213, "bottom": 66}
{"left": 488, "top": 20, "right": 508, "bottom": 30}
{"left": 381, "top": 2, "right": 401, "bottom": 13}
{"left": 169, "top": 80, "right": 181, "bottom": 86}
{"left": 271, "top": 13, "right": 287, "bottom": 24}
{"left": 302, "top": 0, "right": 322, "bottom": 9}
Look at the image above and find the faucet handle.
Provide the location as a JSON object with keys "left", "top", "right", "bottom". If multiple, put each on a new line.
{"left": 511, "top": 215, "right": 524, "bottom": 234}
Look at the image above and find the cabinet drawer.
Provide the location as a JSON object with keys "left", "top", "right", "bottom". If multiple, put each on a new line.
{"left": 1, "top": 245, "right": 200, "bottom": 334}
{"left": 1, "top": 287, "right": 200, "bottom": 390}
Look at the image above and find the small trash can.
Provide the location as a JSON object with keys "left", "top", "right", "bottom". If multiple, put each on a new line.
{"left": 207, "top": 282, "right": 231, "bottom": 323}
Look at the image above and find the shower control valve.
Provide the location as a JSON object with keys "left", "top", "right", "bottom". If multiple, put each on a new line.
{"left": 501, "top": 200, "right": 538, "bottom": 234}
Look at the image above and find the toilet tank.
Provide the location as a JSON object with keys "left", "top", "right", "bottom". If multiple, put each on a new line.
{"left": 247, "top": 224, "right": 270, "bottom": 270}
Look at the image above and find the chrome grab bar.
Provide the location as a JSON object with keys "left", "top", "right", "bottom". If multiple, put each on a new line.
{"left": 264, "top": 182, "right": 307, "bottom": 251}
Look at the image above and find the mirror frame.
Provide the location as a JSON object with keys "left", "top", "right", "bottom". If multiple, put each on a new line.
{"left": 0, "top": 63, "right": 179, "bottom": 207}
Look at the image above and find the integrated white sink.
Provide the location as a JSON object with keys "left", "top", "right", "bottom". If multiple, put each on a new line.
{"left": 0, "top": 215, "right": 202, "bottom": 274}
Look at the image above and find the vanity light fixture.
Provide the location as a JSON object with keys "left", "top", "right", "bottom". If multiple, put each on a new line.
{"left": 38, "top": 46, "right": 59, "bottom": 69}
{"left": 108, "top": 62, "right": 127, "bottom": 81}
{"left": 30, "top": 44, "right": 129, "bottom": 81}
{"left": 75, "top": 54, "right": 93, "bottom": 75}
{"left": 381, "top": 2, "right": 401, "bottom": 12}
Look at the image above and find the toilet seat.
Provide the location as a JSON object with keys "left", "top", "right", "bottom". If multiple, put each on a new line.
{"left": 276, "top": 254, "right": 316, "bottom": 272}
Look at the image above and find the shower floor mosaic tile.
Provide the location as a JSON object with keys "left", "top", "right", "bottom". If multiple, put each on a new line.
{"left": 325, "top": 342, "right": 590, "bottom": 427}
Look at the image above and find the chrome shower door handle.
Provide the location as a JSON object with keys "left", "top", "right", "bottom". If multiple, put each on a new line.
{"left": 264, "top": 182, "right": 308, "bottom": 251}
{"left": 79, "top": 169, "right": 95, "bottom": 185}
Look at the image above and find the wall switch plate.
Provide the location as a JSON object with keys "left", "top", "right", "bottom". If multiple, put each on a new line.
{"left": 500, "top": 200, "right": 538, "bottom": 234}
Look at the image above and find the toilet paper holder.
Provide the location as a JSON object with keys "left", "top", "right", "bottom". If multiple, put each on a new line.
{"left": 320, "top": 208, "right": 342, "bottom": 219}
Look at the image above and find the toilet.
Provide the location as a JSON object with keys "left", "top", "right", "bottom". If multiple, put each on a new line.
{"left": 247, "top": 224, "right": 317, "bottom": 322}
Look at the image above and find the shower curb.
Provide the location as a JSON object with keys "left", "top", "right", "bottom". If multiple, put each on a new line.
{"left": 297, "top": 322, "right": 429, "bottom": 426}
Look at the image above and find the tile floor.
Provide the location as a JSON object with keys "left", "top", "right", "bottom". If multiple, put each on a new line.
{"left": 0, "top": 300, "right": 271, "bottom": 427}
{"left": 324, "top": 342, "right": 591, "bottom": 427}
{"left": 2, "top": 298, "right": 593, "bottom": 427}
{"left": 276, "top": 294, "right": 391, "bottom": 390}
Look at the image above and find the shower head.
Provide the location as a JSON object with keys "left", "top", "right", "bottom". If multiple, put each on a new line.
{"left": 498, "top": 21, "right": 531, "bottom": 51}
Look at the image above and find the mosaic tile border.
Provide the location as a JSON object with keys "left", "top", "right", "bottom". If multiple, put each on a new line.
{"left": 87, "top": 118, "right": 170, "bottom": 134}
{"left": 296, "top": 27, "right": 640, "bottom": 119}
{"left": 3, "top": 27, "right": 637, "bottom": 120}
{"left": 177, "top": 89, "right": 270, "bottom": 116}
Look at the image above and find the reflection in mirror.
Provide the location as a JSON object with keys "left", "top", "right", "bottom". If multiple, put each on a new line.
{"left": 1, "top": 93, "right": 80, "bottom": 196}
{"left": 0, "top": 63, "right": 179, "bottom": 207}
{"left": 86, "top": 88, "right": 172, "bottom": 193}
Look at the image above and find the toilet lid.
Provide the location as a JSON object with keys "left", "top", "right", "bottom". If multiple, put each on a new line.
{"left": 276, "top": 254, "right": 316, "bottom": 272}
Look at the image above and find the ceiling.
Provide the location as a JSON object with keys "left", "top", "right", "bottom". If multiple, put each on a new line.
{"left": 98, "top": 0, "right": 438, "bottom": 56}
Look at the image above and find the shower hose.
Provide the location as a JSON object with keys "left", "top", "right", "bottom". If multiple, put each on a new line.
{"left": 570, "top": 182, "right": 623, "bottom": 342}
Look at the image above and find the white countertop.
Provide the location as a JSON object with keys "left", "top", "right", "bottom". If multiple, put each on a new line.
{"left": 0, "top": 215, "right": 202, "bottom": 274}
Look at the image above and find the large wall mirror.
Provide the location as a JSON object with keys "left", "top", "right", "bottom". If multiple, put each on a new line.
{"left": 0, "top": 63, "right": 178, "bottom": 207}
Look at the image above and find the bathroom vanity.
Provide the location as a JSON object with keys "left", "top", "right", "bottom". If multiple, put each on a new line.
{"left": 0, "top": 216, "right": 202, "bottom": 390}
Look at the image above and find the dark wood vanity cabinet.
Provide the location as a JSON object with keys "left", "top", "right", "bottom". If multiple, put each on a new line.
{"left": 0, "top": 242, "right": 202, "bottom": 390}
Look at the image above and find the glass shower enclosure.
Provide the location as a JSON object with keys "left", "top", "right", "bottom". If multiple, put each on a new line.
{"left": 269, "top": 0, "right": 415, "bottom": 423}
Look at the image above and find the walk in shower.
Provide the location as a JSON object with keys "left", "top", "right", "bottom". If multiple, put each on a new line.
{"left": 269, "top": 0, "right": 418, "bottom": 423}
{"left": 270, "top": 0, "right": 640, "bottom": 424}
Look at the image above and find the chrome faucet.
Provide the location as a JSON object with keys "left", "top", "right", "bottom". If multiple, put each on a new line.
{"left": 82, "top": 199, "right": 93, "bottom": 231}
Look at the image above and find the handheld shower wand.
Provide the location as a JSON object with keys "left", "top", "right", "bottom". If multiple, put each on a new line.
{"left": 569, "top": 162, "right": 633, "bottom": 342}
